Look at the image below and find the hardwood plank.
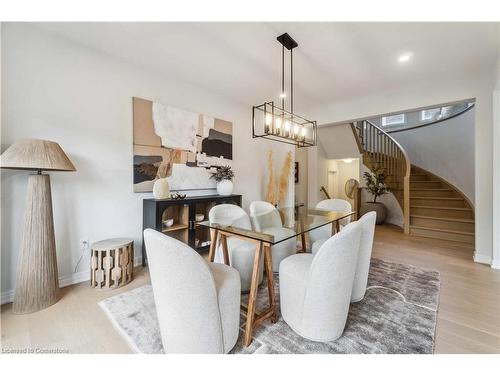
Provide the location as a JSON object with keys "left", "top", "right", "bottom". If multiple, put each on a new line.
{"left": 2, "top": 224, "right": 498, "bottom": 354}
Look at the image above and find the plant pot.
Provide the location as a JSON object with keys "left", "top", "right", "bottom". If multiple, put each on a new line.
{"left": 216, "top": 180, "right": 233, "bottom": 196}
{"left": 360, "top": 202, "right": 387, "bottom": 224}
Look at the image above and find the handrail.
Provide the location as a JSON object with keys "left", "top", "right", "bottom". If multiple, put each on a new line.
{"left": 386, "top": 103, "right": 475, "bottom": 134}
{"left": 364, "top": 120, "right": 411, "bottom": 171}
{"left": 320, "top": 186, "right": 331, "bottom": 199}
{"left": 351, "top": 120, "right": 411, "bottom": 234}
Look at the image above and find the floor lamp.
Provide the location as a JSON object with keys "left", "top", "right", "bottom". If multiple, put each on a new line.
{"left": 1, "top": 139, "right": 76, "bottom": 314}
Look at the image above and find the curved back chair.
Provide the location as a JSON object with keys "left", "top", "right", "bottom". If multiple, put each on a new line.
{"left": 279, "top": 221, "right": 362, "bottom": 342}
{"left": 249, "top": 201, "right": 297, "bottom": 272}
{"left": 144, "top": 229, "right": 240, "bottom": 353}
{"left": 209, "top": 204, "right": 253, "bottom": 230}
{"left": 248, "top": 201, "right": 282, "bottom": 231}
{"left": 309, "top": 198, "right": 353, "bottom": 247}
{"left": 209, "top": 204, "right": 263, "bottom": 292}
{"left": 351, "top": 211, "right": 377, "bottom": 302}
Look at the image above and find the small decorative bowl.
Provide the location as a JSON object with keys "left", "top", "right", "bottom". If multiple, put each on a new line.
{"left": 170, "top": 192, "right": 187, "bottom": 200}
{"left": 195, "top": 214, "right": 205, "bottom": 222}
{"left": 163, "top": 219, "right": 174, "bottom": 227}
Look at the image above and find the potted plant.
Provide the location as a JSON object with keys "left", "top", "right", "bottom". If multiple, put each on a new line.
{"left": 362, "top": 166, "right": 389, "bottom": 224}
{"left": 210, "top": 166, "right": 235, "bottom": 196}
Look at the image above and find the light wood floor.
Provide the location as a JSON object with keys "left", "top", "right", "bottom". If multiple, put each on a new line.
{"left": 1, "top": 224, "right": 499, "bottom": 354}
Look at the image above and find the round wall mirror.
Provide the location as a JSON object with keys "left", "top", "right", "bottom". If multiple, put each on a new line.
{"left": 345, "top": 178, "right": 359, "bottom": 199}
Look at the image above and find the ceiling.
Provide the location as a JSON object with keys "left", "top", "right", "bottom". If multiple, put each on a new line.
{"left": 33, "top": 22, "right": 499, "bottom": 118}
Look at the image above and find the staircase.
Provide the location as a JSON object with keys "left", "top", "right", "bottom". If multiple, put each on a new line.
{"left": 351, "top": 120, "right": 474, "bottom": 246}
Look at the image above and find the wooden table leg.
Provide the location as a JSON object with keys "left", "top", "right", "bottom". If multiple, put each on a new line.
{"left": 243, "top": 242, "right": 264, "bottom": 347}
{"left": 263, "top": 243, "right": 278, "bottom": 323}
{"left": 208, "top": 229, "right": 218, "bottom": 262}
{"left": 298, "top": 216, "right": 307, "bottom": 253}
{"left": 331, "top": 220, "right": 341, "bottom": 235}
{"left": 220, "top": 234, "right": 230, "bottom": 266}
{"left": 300, "top": 233, "right": 307, "bottom": 253}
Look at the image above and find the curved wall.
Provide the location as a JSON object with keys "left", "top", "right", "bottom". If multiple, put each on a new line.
{"left": 392, "top": 107, "right": 475, "bottom": 205}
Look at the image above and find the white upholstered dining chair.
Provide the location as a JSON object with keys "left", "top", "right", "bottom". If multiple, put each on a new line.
{"left": 310, "top": 211, "right": 376, "bottom": 302}
{"left": 279, "top": 221, "right": 362, "bottom": 342}
{"left": 209, "top": 204, "right": 263, "bottom": 292}
{"left": 309, "top": 198, "right": 352, "bottom": 251}
{"left": 144, "top": 228, "right": 241, "bottom": 353}
{"left": 350, "top": 211, "right": 376, "bottom": 302}
{"left": 249, "top": 201, "right": 297, "bottom": 272}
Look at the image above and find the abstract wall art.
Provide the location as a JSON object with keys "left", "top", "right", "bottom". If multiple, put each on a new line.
{"left": 133, "top": 97, "right": 233, "bottom": 192}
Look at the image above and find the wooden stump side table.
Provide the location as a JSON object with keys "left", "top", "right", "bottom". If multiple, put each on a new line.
{"left": 91, "top": 238, "right": 134, "bottom": 289}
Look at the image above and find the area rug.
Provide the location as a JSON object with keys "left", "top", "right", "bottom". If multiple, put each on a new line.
{"left": 99, "top": 258, "right": 440, "bottom": 354}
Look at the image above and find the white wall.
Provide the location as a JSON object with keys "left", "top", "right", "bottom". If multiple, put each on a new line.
{"left": 360, "top": 164, "right": 404, "bottom": 228}
{"left": 0, "top": 24, "right": 293, "bottom": 299}
{"left": 392, "top": 107, "right": 475, "bottom": 205}
{"left": 317, "top": 124, "right": 361, "bottom": 160}
{"left": 311, "top": 72, "right": 496, "bottom": 266}
{"left": 307, "top": 124, "right": 362, "bottom": 206}
{"left": 492, "top": 26, "right": 500, "bottom": 269}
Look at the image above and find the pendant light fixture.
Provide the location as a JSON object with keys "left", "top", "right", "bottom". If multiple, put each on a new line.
{"left": 252, "top": 33, "right": 317, "bottom": 147}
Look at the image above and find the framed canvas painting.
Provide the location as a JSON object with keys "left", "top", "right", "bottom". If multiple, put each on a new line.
{"left": 132, "top": 97, "right": 233, "bottom": 192}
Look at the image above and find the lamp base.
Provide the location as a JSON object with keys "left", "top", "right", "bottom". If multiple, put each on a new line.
{"left": 13, "top": 174, "right": 59, "bottom": 314}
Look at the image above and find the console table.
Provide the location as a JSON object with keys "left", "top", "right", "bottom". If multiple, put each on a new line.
{"left": 142, "top": 194, "right": 242, "bottom": 266}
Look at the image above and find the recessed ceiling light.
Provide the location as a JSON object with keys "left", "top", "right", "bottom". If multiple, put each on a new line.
{"left": 398, "top": 52, "right": 413, "bottom": 63}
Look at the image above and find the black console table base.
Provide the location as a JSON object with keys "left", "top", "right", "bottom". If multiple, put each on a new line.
{"left": 142, "top": 194, "right": 242, "bottom": 266}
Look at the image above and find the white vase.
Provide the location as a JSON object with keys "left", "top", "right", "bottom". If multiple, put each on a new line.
{"left": 153, "top": 178, "right": 170, "bottom": 199}
{"left": 216, "top": 180, "right": 233, "bottom": 196}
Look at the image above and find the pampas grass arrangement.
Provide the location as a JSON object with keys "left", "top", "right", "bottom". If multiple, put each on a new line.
{"left": 265, "top": 150, "right": 276, "bottom": 204}
{"left": 265, "top": 150, "right": 293, "bottom": 207}
{"left": 278, "top": 151, "right": 293, "bottom": 205}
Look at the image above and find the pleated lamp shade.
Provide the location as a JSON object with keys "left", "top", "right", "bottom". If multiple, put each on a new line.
{"left": 0, "top": 139, "right": 76, "bottom": 171}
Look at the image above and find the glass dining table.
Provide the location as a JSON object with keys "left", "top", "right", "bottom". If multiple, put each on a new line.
{"left": 198, "top": 206, "right": 355, "bottom": 347}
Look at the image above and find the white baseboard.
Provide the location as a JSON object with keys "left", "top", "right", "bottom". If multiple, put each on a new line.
{"left": 1, "top": 290, "right": 15, "bottom": 305}
{"left": 473, "top": 253, "right": 492, "bottom": 265}
{"left": 491, "top": 259, "right": 500, "bottom": 270}
{"left": 1, "top": 256, "right": 144, "bottom": 305}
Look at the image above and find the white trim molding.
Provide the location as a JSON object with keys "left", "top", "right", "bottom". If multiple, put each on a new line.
{"left": 491, "top": 259, "right": 500, "bottom": 270}
{"left": 473, "top": 252, "right": 492, "bottom": 266}
{"left": 1, "top": 256, "right": 143, "bottom": 305}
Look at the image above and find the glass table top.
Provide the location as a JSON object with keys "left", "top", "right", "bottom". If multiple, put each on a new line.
{"left": 198, "top": 206, "right": 355, "bottom": 245}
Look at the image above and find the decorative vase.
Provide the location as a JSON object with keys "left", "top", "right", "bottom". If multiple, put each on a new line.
{"left": 153, "top": 178, "right": 170, "bottom": 199}
{"left": 216, "top": 180, "right": 233, "bottom": 196}
{"left": 360, "top": 202, "right": 387, "bottom": 224}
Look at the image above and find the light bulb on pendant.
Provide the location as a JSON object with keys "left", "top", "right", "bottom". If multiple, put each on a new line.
{"left": 301, "top": 126, "right": 306, "bottom": 140}
{"left": 293, "top": 124, "right": 300, "bottom": 139}
{"left": 275, "top": 117, "right": 282, "bottom": 135}
{"left": 284, "top": 120, "right": 291, "bottom": 137}
{"left": 264, "top": 113, "right": 272, "bottom": 133}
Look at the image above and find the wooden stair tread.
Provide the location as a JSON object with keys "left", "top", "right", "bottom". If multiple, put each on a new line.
{"left": 411, "top": 197, "right": 464, "bottom": 200}
{"left": 410, "top": 214, "right": 474, "bottom": 223}
{"left": 410, "top": 205, "right": 472, "bottom": 211}
{"left": 410, "top": 225, "right": 474, "bottom": 236}
{"left": 410, "top": 188, "right": 452, "bottom": 191}
{"left": 355, "top": 121, "right": 475, "bottom": 243}
{"left": 410, "top": 181, "right": 441, "bottom": 183}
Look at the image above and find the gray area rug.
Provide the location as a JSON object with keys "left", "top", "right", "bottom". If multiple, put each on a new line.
{"left": 99, "top": 258, "right": 440, "bottom": 354}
